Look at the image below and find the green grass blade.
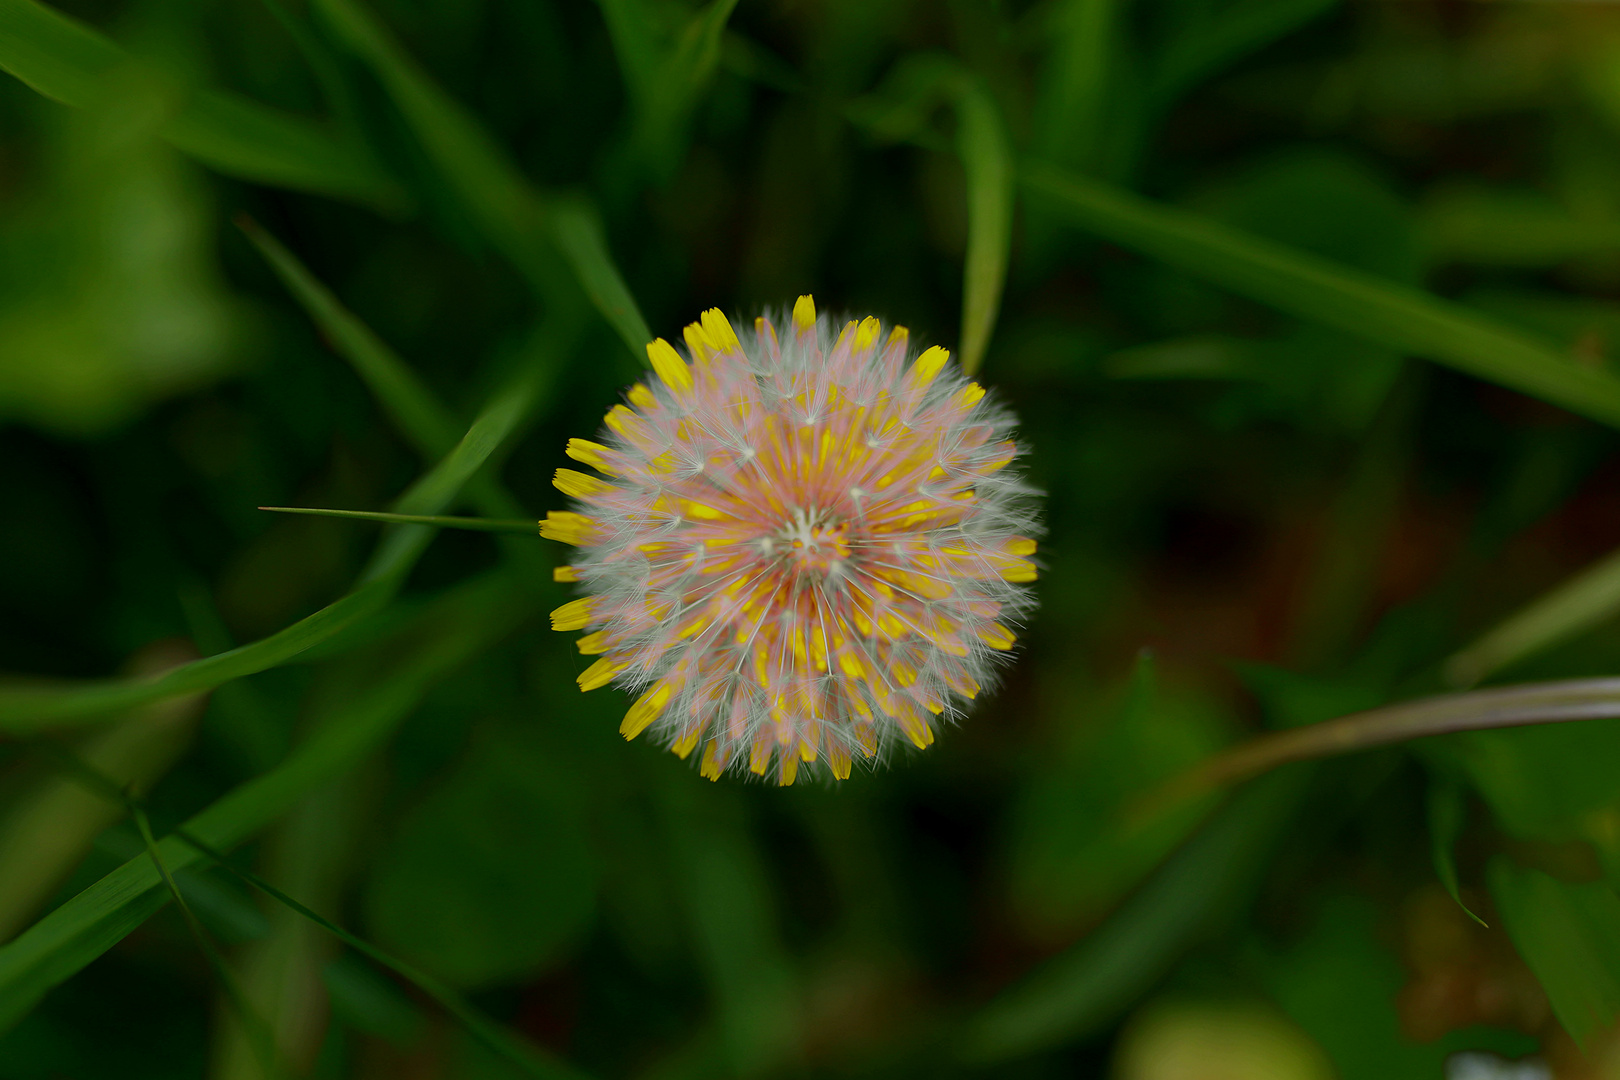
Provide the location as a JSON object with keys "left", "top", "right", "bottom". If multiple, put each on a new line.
{"left": 308, "top": 0, "right": 650, "bottom": 361}
{"left": 955, "top": 80, "right": 1014, "bottom": 376}
{"left": 1024, "top": 161, "right": 1620, "bottom": 430}
{"left": 260, "top": 507, "right": 537, "bottom": 533}
{"left": 0, "top": 0, "right": 400, "bottom": 206}
{"left": 0, "top": 350, "right": 543, "bottom": 733}
{"left": 238, "top": 217, "right": 461, "bottom": 456}
{"left": 0, "top": 571, "right": 530, "bottom": 1031}
{"left": 1444, "top": 544, "right": 1620, "bottom": 688}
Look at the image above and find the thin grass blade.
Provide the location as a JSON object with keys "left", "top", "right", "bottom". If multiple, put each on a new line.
{"left": 260, "top": 507, "right": 536, "bottom": 533}
{"left": 0, "top": 571, "right": 530, "bottom": 1031}
{"left": 1024, "top": 162, "right": 1620, "bottom": 430}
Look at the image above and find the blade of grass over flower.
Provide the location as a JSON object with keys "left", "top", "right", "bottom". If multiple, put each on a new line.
{"left": 307, "top": 0, "right": 651, "bottom": 361}
{"left": 1024, "top": 162, "right": 1620, "bottom": 429}
{"left": 259, "top": 507, "right": 538, "bottom": 533}
{"left": 955, "top": 78, "right": 1013, "bottom": 376}
{"left": 0, "top": 349, "right": 543, "bottom": 733}
{"left": 0, "top": 571, "right": 530, "bottom": 1032}
{"left": 0, "top": 0, "right": 401, "bottom": 206}
{"left": 959, "top": 768, "right": 1311, "bottom": 1063}
{"left": 1142, "top": 677, "right": 1620, "bottom": 815}
{"left": 1444, "top": 544, "right": 1620, "bottom": 688}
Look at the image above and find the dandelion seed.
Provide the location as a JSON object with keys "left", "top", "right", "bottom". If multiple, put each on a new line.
{"left": 543, "top": 297, "right": 1040, "bottom": 784}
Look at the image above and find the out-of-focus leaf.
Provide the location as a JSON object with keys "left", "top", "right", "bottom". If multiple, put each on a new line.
{"left": 0, "top": 354, "right": 543, "bottom": 732}
{"left": 960, "top": 766, "right": 1311, "bottom": 1064}
{"left": 364, "top": 730, "right": 596, "bottom": 988}
{"left": 307, "top": 0, "right": 651, "bottom": 363}
{"left": 0, "top": 0, "right": 399, "bottom": 205}
{"left": 0, "top": 77, "right": 239, "bottom": 434}
{"left": 1443, "top": 719, "right": 1620, "bottom": 841}
{"left": 955, "top": 78, "right": 1013, "bottom": 376}
{"left": 1428, "top": 778, "right": 1487, "bottom": 927}
{"left": 1006, "top": 654, "right": 1231, "bottom": 941}
{"left": 1488, "top": 859, "right": 1620, "bottom": 1047}
{"left": 1025, "top": 161, "right": 1620, "bottom": 430}
{"left": 0, "top": 570, "right": 531, "bottom": 1032}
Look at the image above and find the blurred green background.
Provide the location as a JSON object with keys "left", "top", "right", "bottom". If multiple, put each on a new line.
{"left": 8, "top": 0, "right": 1620, "bottom": 1076}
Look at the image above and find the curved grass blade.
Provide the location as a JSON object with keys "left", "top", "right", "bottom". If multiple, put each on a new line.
{"left": 1428, "top": 778, "right": 1487, "bottom": 927}
{"left": 0, "top": 0, "right": 400, "bottom": 207}
{"left": 955, "top": 79, "right": 1014, "bottom": 376}
{"left": 1445, "top": 543, "right": 1620, "bottom": 688}
{"left": 0, "top": 352, "right": 543, "bottom": 732}
{"left": 307, "top": 0, "right": 651, "bottom": 362}
{"left": 260, "top": 507, "right": 537, "bottom": 533}
{"left": 0, "top": 571, "right": 530, "bottom": 1031}
{"left": 1024, "top": 162, "right": 1620, "bottom": 430}
{"left": 1143, "top": 677, "right": 1620, "bottom": 815}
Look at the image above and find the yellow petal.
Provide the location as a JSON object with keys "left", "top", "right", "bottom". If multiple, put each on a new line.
{"left": 553, "top": 565, "right": 578, "bottom": 583}
{"left": 620, "top": 682, "right": 673, "bottom": 740}
{"left": 628, "top": 382, "right": 657, "bottom": 408}
{"left": 577, "top": 657, "right": 623, "bottom": 691}
{"left": 565, "top": 438, "right": 616, "bottom": 475}
{"left": 646, "top": 338, "right": 693, "bottom": 393}
{"left": 540, "top": 511, "right": 597, "bottom": 546}
{"left": 792, "top": 294, "right": 816, "bottom": 332}
{"left": 576, "top": 630, "right": 608, "bottom": 654}
{"left": 906, "top": 345, "right": 950, "bottom": 390}
{"left": 553, "top": 468, "right": 616, "bottom": 499}
{"left": 550, "top": 598, "right": 593, "bottom": 631}
{"left": 700, "top": 309, "right": 739, "bottom": 353}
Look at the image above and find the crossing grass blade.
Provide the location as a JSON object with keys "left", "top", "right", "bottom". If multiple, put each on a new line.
{"left": 1024, "top": 161, "right": 1620, "bottom": 430}
{"left": 0, "top": 0, "right": 401, "bottom": 207}
{"left": 0, "top": 349, "right": 544, "bottom": 733}
{"left": 307, "top": 0, "right": 651, "bottom": 362}
{"left": 955, "top": 79, "right": 1014, "bottom": 376}
{"left": 0, "top": 570, "right": 532, "bottom": 1031}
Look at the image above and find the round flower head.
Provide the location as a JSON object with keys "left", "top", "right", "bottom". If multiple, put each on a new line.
{"left": 543, "top": 296, "right": 1038, "bottom": 784}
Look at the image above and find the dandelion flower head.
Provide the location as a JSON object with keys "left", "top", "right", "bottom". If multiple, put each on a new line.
{"left": 543, "top": 296, "right": 1038, "bottom": 784}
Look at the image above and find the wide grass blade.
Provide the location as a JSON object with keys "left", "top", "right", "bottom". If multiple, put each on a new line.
{"left": 307, "top": 0, "right": 651, "bottom": 362}
{"left": 0, "top": 0, "right": 400, "bottom": 207}
{"left": 0, "top": 347, "right": 544, "bottom": 732}
{"left": 1024, "top": 161, "right": 1620, "bottom": 430}
{"left": 0, "top": 571, "right": 530, "bottom": 1031}
{"left": 955, "top": 79, "right": 1013, "bottom": 376}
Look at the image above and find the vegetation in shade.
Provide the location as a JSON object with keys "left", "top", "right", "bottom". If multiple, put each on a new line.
{"left": 5, "top": 0, "right": 1620, "bottom": 1077}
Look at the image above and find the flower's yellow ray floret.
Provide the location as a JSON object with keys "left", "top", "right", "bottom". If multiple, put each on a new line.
{"left": 628, "top": 383, "right": 657, "bottom": 409}
{"left": 1006, "top": 537, "right": 1037, "bottom": 556}
{"left": 553, "top": 468, "right": 616, "bottom": 499}
{"left": 701, "top": 309, "right": 739, "bottom": 353}
{"left": 577, "top": 657, "right": 624, "bottom": 691}
{"left": 792, "top": 294, "right": 816, "bottom": 332}
{"left": 700, "top": 740, "right": 724, "bottom": 780}
{"left": 981, "top": 622, "right": 1016, "bottom": 650}
{"left": 551, "top": 597, "right": 594, "bottom": 631}
{"left": 906, "top": 346, "right": 951, "bottom": 391}
{"left": 620, "top": 682, "right": 674, "bottom": 739}
{"left": 553, "top": 565, "right": 578, "bottom": 583}
{"left": 565, "top": 438, "right": 617, "bottom": 475}
{"left": 576, "top": 631, "right": 608, "bottom": 654}
{"left": 854, "top": 316, "right": 881, "bottom": 352}
{"left": 646, "top": 338, "right": 693, "bottom": 393}
{"left": 540, "top": 511, "right": 598, "bottom": 546}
